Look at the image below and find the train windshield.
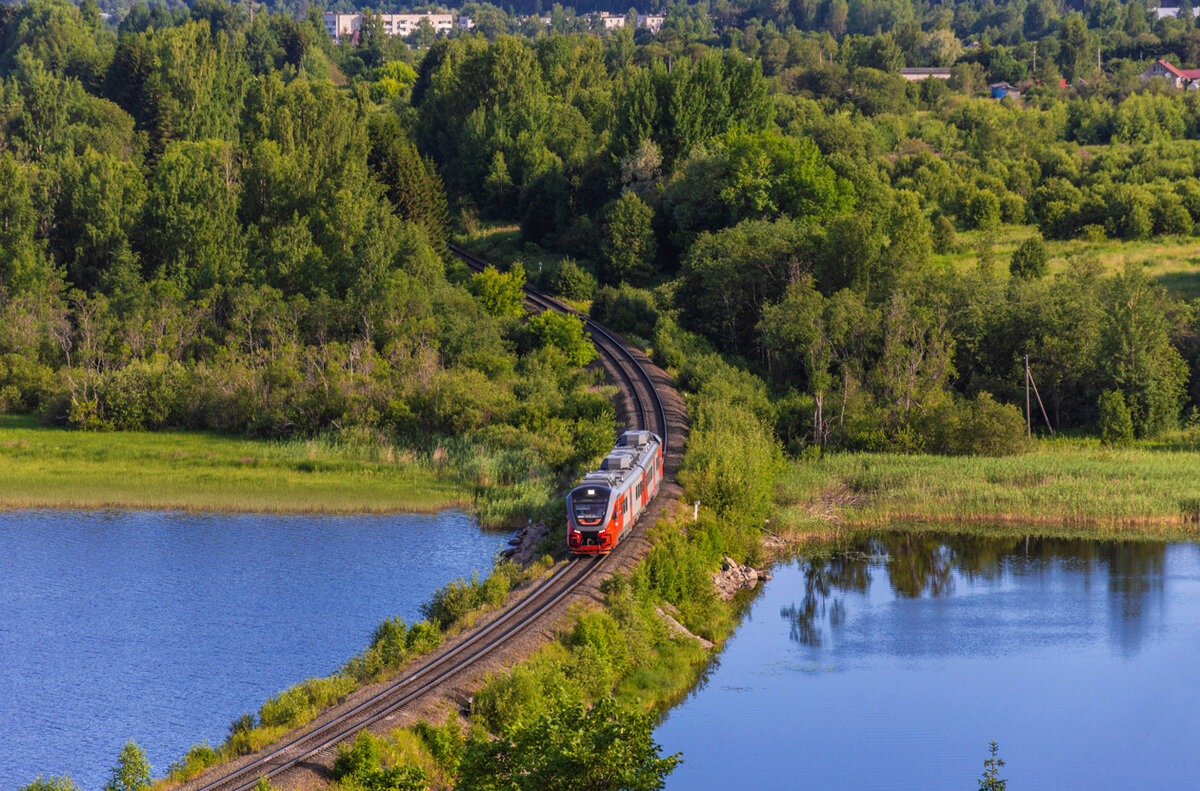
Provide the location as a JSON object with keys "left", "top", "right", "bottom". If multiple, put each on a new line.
{"left": 572, "top": 494, "right": 608, "bottom": 525}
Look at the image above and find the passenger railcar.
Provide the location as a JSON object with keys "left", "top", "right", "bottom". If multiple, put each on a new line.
{"left": 566, "top": 430, "right": 663, "bottom": 555}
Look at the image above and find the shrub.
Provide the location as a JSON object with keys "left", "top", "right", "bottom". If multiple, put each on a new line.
{"left": 1009, "top": 236, "right": 1048, "bottom": 280}
{"left": 1099, "top": 389, "right": 1134, "bottom": 446}
{"left": 549, "top": 258, "right": 597, "bottom": 301}
{"left": 166, "top": 742, "right": 219, "bottom": 781}
{"left": 20, "top": 777, "right": 80, "bottom": 791}
{"left": 931, "top": 213, "right": 958, "bottom": 253}
{"left": 924, "top": 393, "right": 1029, "bottom": 456}
{"left": 590, "top": 284, "right": 659, "bottom": 340}
{"left": 0, "top": 353, "right": 57, "bottom": 412}
{"left": 226, "top": 712, "right": 257, "bottom": 756}
{"left": 332, "top": 732, "right": 382, "bottom": 781}
{"left": 472, "top": 663, "right": 555, "bottom": 734}
{"left": 415, "top": 717, "right": 464, "bottom": 774}
{"left": 257, "top": 675, "right": 355, "bottom": 728}
{"left": 528, "top": 311, "right": 597, "bottom": 367}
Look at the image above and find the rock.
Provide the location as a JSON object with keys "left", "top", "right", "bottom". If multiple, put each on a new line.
{"left": 508, "top": 522, "right": 551, "bottom": 567}
{"left": 655, "top": 606, "right": 714, "bottom": 650}
{"left": 711, "top": 557, "right": 768, "bottom": 601}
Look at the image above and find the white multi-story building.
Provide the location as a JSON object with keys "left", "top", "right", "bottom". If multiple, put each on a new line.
{"left": 584, "top": 12, "right": 666, "bottom": 32}
{"left": 637, "top": 14, "right": 665, "bottom": 32}
{"left": 323, "top": 11, "right": 458, "bottom": 43}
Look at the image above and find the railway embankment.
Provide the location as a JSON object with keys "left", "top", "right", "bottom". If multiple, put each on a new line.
{"left": 168, "top": 251, "right": 691, "bottom": 791}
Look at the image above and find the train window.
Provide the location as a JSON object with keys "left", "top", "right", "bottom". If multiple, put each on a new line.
{"left": 573, "top": 496, "right": 608, "bottom": 525}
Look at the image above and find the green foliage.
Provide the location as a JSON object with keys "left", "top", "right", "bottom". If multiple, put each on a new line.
{"left": 529, "top": 311, "right": 597, "bottom": 367}
{"left": 258, "top": 674, "right": 356, "bottom": 728}
{"left": 590, "top": 285, "right": 659, "bottom": 341}
{"left": 20, "top": 777, "right": 80, "bottom": 791}
{"left": 469, "top": 263, "right": 527, "bottom": 318}
{"left": 923, "top": 393, "right": 1030, "bottom": 456}
{"left": 333, "top": 732, "right": 383, "bottom": 781}
{"left": 978, "top": 741, "right": 1007, "bottom": 791}
{"left": 1099, "top": 389, "right": 1134, "bottom": 446}
{"left": 103, "top": 741, "right": 150, "bottom": 791}
{"left": 414, "top": 717, "right": 464, "bottom": 775}
{"left": 547, "top": 258, "right": 596, "bottom": 301}
{"left": 458, "top": 698, "right": 679, "bottom": 791}
{"left": 1009, "top": 236, "right": 1049, "bottom": 280}
{"left": 601, "top": 192, "right": 656, "bottom": 285}
{"left": 166, "top": 742, "right": 219, "bottom": 781}
{"left": 419, "top": 571, "right": 510, "bottom": 630}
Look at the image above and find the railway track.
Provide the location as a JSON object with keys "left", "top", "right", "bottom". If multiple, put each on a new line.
{"left": 184, "top": 246, "right": 671, "bottom": 791}
{"left": 449, "top": 244, "right": 669, "bottom": 444}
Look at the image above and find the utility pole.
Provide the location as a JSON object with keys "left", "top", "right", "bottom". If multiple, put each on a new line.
{"left": 1025, "top": 354, "right": 1032, "bottom": 437}
{"left": 1033, "top": 42, "right": 1037, "bottom": 75}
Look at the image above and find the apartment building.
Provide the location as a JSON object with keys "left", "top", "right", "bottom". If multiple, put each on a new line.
{"left": 324, "top": 11, "right": 459, "bottom": 43}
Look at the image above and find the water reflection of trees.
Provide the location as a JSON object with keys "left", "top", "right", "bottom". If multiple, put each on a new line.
{"left": 780, "top": 533, "right": 1170, "bottom": 652}
{"left": 780, "top": 551, "right": 870, "bottom": 647}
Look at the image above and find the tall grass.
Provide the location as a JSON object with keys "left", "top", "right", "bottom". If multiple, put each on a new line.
{"left": 936, "top": 224, "right": 1200, "bottom": 298}
{"left": 776, "top": 435, "right": 1200, "bottom": 538}
{"left": 0, "top": 414, "right": 469, "bottom": 513}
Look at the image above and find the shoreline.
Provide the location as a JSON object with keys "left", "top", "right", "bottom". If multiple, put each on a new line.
{"left": 0, "top": 497, "right": 472, "bottom": 516}
{"left": 0, "top": 415, "right": 474, "bottom": 517}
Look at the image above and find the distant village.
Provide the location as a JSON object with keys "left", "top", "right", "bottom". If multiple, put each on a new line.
{"left": 322, "top": 9, "right": 665, "bottom": 43}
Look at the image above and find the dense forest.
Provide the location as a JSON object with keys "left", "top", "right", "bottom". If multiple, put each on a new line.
{"left": 4, "top": 0, "right": 1200, "bottom": 471}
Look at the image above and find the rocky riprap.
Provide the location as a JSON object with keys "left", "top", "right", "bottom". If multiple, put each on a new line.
{"left": 502, "top": 522, "right": 550, "bottom": 567}
{"left": 711, "top": 555, "right": 771, "bottom": 601}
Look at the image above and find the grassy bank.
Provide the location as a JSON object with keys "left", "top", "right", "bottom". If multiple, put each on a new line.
{"left": 937, "top": 224, "right": 1200, "bottom": 298}
{"left": 0, "top": 415, "right": 470, "bottom": 514}
{"left": 775, "top": 436, "right": 1200, "bottom": 539}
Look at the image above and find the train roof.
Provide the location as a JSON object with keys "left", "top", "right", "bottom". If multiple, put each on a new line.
{"left": 571, "top": 431, "right": 660, "bottom": 492}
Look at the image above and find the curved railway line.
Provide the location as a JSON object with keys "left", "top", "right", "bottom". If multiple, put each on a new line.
{"left": 181, "top": 245, "right": 677, "bottom": 791}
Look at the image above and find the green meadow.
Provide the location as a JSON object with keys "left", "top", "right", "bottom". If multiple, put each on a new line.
{"left": 775, "top": 435, "right": 1200, "bottom": 540}
{"left": 0, "top": 415, "right": 469, "bottom": 514}
{"left": 939, "top": 224, "right": 1200, "bottom": 298}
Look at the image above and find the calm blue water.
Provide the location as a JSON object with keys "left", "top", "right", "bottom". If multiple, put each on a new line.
{"left": 656, "top": 535, "right": 1200, "bottom": 790}
{"left": 0, "top": 509, "right": 503, "bottom": 790}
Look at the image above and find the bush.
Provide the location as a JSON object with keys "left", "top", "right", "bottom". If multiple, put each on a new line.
{"left": 1099, "top": 389, "right": 1134, "bottom": 446}
{"left": 923, "top": 393, "right": 1029, "bottom": 456}
{"left": 590, "top": 284, "right": 659, "bottom": 340}
{"left": 931, "top": 213, "right": 958, "bottom": 254}
{"left": 332, "top": 732, "right": 382, "bottom": 781}
{"left": 20, "top": 778, "right": 80, "bottom": 791}
{"left": 257, "top": 675, "right": 355, "bottom": 728}
{"left": 1009, "top": 236, "right": 1048, "bottom": 280}
{"left": 528, "top": 311, "right": 597, "bottom": 367}
{"left": 0, "top": 353, "right": 57, "bottom": 412}
{"left": 549, "top": 258, "right": 597, "bottom": 301}
{"left": 414, "top": 717, "right": 465, "bottom": 774}
{"left": 166, "top": 742, "right": 219, "bottom": 781}
{"left": 472, "top": 663, "right": 558, "bottom": 734}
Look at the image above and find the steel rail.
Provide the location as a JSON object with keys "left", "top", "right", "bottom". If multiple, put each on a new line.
{"left": 186, "top": 245, "right": 671, "bottom": 791}
{"left": 200, "top": 556, "right": 606, "bottom": 791}
{"left": 449, "top": 244, "right": 668, "bottom": 444}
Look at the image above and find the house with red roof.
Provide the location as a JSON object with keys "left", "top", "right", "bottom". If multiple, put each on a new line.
{"left": 1141, "top": 59, "right": 1200, "bottom": 89}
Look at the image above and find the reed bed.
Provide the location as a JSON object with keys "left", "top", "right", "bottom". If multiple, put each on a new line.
{"left": 776, "top": 436, "right": 1200, "bottom": 539}
{"left": 0, "top": 415, "right": 469, "bottom": 514}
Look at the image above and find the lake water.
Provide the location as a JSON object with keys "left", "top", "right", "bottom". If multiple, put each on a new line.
{"left": 0, "top": 509, "right": 503, "bottom": 790}
{"left": 656, "top": 534, "right": 1200, "bottom": 790}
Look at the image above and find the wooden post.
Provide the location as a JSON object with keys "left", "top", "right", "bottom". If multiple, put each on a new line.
{"left": 1025, "top": 354, "right": 1031, "bottom": 437}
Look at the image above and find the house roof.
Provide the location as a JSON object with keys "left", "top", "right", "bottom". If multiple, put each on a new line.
{"left": 1154, "top": 58, "right": 1200, "bottom": 79}
{"left": 900, "top": 67, "right": 952, "bottom": 75}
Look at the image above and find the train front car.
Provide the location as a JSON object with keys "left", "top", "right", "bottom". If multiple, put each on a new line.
{"left": 567, "top": 430, "right": 662, "bottom": 556}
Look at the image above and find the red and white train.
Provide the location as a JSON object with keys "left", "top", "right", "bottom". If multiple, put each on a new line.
{"left": 566, "top": 430, "right": 663, "bottom": 556}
